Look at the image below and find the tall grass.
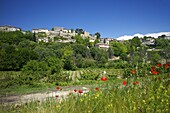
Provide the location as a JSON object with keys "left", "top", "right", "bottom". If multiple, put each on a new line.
{"left": 1, "top": 74, "right": 169, "bottom": 113}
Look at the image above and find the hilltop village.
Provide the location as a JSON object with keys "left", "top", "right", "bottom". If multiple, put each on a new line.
{"left": 0, "top": 25, "right": 117, "bottom": 49}
{"left": 1, "top": 25, "right": 169, "bottom": 51}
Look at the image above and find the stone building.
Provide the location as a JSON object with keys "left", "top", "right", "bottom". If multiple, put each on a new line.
{"left": 0, "top": 25, "right": 21, "bottom": 32}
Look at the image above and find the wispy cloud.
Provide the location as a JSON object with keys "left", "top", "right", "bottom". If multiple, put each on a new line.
{"left": 116, "top": 32, "right": 170, "bottom": 40}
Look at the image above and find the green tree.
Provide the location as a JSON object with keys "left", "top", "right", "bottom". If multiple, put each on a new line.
{"left": 22, "top": 60, "right": 50, "bottom": 81}
{"left": 74, "top": 35, "right": 85, "bottom": 44}
{"left": 34, "top": 46, "right": 55, "bottom": 61}
{"left": 75, "top": 28, "right": 84, "bottom": 35}
{"left": 63, "top": 55, "right": 76, "bottom": 70}
{"left": 47, "top": 57, "right": 63, "bottom": 74}
{"left": 110, "top": 42, "right": 128, "bottom": 56}
{"left": 95, "top": 32, "right": 101, "bottom": 39}
{"left": 155, "top": 37, "right": 170, "bottom": 49}
{"left": 94, "top": 39, "right": 100, "bottom": 45}
{"left": 108, "top": 47, "right": 114, "bottom": 58}
{"left": 75, "top": 54, "right": 84, "bottom": 68}
{"left": 120, "top": 53, "right": 128, "bottom": 61}
{"left": 71, "top": 44, "right": 90, "bottom": 58}
{"left": 130, "top": 36, "right": 141, "bottom": 48}
{"left": 37, "top": 32, "right": 47, "bottom": 37}
{"left": 161, "top": 44, "right": 170, "bottom": 63}
{"left": 18, "top": 40, "right": 37, "bottom": 50}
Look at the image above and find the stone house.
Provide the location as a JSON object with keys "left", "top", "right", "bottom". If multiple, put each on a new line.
{"left": 0, "top": 25, "right": 21, "bottom": 32}
{"left": 95, "top": 43, "right": 109, "bottom": 50}
{"left": 32, "top": 28, "right": 49, "bottom": 34}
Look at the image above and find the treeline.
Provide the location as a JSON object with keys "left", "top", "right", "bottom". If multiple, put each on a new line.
{"left": 0, "top": 31, "right": 170, "bottom": 88}
{"left": 1, "top": 31, "right": 169, "bottom": 72}
{"left": 0, "top": 31, "right": 109, "bottom": 73}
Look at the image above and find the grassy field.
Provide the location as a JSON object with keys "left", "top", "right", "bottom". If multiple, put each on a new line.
{"left": 0, "top": 66, "right": 169, "bottom": 113}
{"left": 0, "top": 68, "right": 123, "bottom": 96}
{"left": 0, "top": 74, "right": 169, "bottom": 113}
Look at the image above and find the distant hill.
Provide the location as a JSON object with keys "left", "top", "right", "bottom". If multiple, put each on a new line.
{"left": 116, "top": 32, "right": 170, "bottom": 40}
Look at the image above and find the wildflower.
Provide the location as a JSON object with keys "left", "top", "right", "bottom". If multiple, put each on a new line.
{"left": 55, "top": 95, "right": 59, "bottom": 98}
{"left": 80, "top": 99, "right": 83, "bottom": 102}
{"left": 101, "top": 77, "right": 107, "bottom": 81}
{"left": 168, "top": 74, "right": 170, "bottom": 77}
{"left": 133, "top": 107, "right": 136, "bottom": 110}
{"left": 165, "top": 64, "right": 169, "bottom": 68}
{"left": 131, "top": 70, "right": 135, "bottom": 74}
{"left": 56, "top": 86, "right": 60, "bottom": 90}
{"left": 135, "top": 81, "right": 139, "bottom": 85}
{"left": 78, "top": 90, "right": 83, "bottom": 94}
{"left": 142, "top": 100, "right": 146, "bottom": 103}
{"left": 123, "top": 81, "right": 127, "bottom": 86}
{"left": 15, "top": 104, "right": 21, "bottom": 108}
{"left": 151, "top": 66, "right": 156, "bottom": 71}
{"left": 157, "top": 63, "right": 162, "bottom": 67}
{"left": 95, "top": 87, "right": 99, "bottom": 90}
{"left": 56, "top": 105, "right": 60, "bottom": 108}
{"left": 74, "top": 89, "right": 77, "bottom": 92}
{"left": 151, "top": 71, "right": 159, "bottom": 75}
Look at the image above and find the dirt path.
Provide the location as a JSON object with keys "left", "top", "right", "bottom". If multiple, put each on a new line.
{"left": 0, "top": 85, "right": 91, "bottom": 105}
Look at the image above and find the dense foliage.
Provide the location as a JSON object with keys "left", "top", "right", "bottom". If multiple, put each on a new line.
{"left": 0, "top": 31, "right": 169, "bottom": 89}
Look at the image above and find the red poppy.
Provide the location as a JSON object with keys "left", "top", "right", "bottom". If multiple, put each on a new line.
{"left": 168, "top": 74, "right": 170, "bottom": 77}
{"left": 78, "top": 90, "right": 83, "bottom": 94}
{"left": 123, "top": 81, "right": 127, "bottom": 86}
{"left": 151, "top": 66, "right": 156, "bottom": 72}
{"left": 157, "top": 63, "right": 162, "bottom": 67}
{"left": 165, "top": 64, "right": 169, "bottom": 69}
{"left": 95, "top": 87, "right": 99, "bottom": 90}
{"left": 101, "top": 77, "right": 107, "bottom": 81}
{"left": 74, "top": 89, "right": 77, "bottom": 92}
{"left": 56, "top": 86, "right": 60, "bottom": 90}
{"left": 152, "top": 71, "right": 159, "bottom": 75}
{"left": 135, "top": 81, "right": 139, "bottom": 85}
{"left": 131, "top": 70, "right": 135, "bottom": 74}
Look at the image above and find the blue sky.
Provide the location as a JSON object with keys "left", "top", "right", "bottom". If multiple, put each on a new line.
{"left": 0, "top": 0, "right": 170, "bottom": 38}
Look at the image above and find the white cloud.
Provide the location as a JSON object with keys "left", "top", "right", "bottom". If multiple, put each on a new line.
{"left": 116, "top": 32, "right": 170, "bottom": 40}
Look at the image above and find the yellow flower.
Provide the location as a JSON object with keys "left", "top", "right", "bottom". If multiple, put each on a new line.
{"left": 80, "top": 99, "right": 83, "bottom": 102}
{"left": 56, "top": 105, "right": 60, "bottom": 109}
{"left": 133, "top": 107, "right": 136, "bottom": 110}
{"left": 96, "top": 94, "right": 100, "bottom": 97}
{"left": 108, "top": 104, "right": 113, "bottom": 107}
{"left": 151, "top": 96, "right": 154, "bottom": 100}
